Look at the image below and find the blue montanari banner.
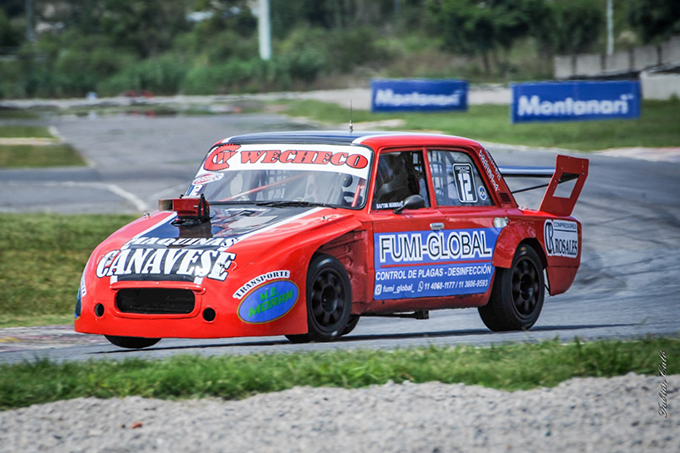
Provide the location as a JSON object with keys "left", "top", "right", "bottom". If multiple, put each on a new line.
{"left": 511, "top": 80, "right": 641, "bottom": 123}
{"left": 371, "top": 79, "right": 468, "bottom": 113}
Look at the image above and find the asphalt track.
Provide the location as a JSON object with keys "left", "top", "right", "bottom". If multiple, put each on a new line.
{"left": 0, "top": 112, "right": 678, "bottom": 364}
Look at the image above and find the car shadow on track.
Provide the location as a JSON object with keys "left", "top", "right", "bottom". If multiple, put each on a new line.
{"left": 341, "top": 322, "right": 637, "bottom": 343}
{"left": 92, "top": 322, "right": 637, "bottom": 355}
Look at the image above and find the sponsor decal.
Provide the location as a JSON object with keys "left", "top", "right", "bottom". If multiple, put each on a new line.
{"left": 202, "top": 144, "right": 369, "bottom": 174}
{"left": 517, "top": 94, "right": 634, "bottom": 117}
{"left": 96, "top": 248, "right": 236, "bottom": 282}
{"left": 123, "top": 236, "right": 238, "bottom": 250}
{"left": 79, "top": 274, "right": 87, "bottom": 298}
{"left": 374, "top": 228, "right": 499, "bottom": 299}
{"left": 478, "top": 186, "right": 487, "bottom": 201}
{"left": 233, "top": 270, "right": 291, "bottom": 299}
{"left": 187, "top": 185, "right": 202, "bottom": 197}
{"left": 75, "top": 274, "right": 85, "bottom": 319}
{"left": 238, "top": 280, "right": 298, "bottom": 324}
{"left": 478, "top": 148, "right": 501, "bottom": 192}
{"left": 374, "top": 89, "right": 464, "bottom": 108}
{"left": 371, "top": 79, "right": 468, "bottom": 112}
{"left": 511, "top": 81, "right": 641, "bottom": 123}
{"left": 544, "top": 220, "right": 579, "bottom": 258}
{"left": 204, "top": 144, "right": 241, "bottom": 171}
{"left": 453, "top": 164, "right": 477, "bottom": 203}
{"left": 192, "top": 173, "right": 223, "bottom": 185}
{"left": 376, "top": 201, "right": 403, "bottom": 210}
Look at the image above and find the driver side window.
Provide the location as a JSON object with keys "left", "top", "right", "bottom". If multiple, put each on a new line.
{"left": 372, "top": 151, "right": 430, "bottom": 210}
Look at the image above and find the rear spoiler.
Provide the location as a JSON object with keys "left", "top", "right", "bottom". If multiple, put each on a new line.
{"left": 499, "top": 154, "right": 589, "bottom": 216}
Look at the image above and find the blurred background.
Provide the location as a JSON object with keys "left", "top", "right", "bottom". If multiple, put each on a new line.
{"left": 1, "top": 0, "right": 678, "bottom": 99}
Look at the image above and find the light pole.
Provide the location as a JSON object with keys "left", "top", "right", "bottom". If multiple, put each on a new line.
{"left": 258, "top": 0, "right": 271, "bottom": 61}
{"left": 26, "top": 0, "right": 36, "bottom": 42}
{"left": 606, "top": 0, "right": 614, "bottom": 56}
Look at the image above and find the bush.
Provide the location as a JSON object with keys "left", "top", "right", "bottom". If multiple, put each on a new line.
{"left": 325, "top": 26, "right": 391, "bottom": 73}
{"left": 98, "top": 55, "right": 190, "bottom": 96}
{"left": 181, "top": 58, "right": 291, "bottom": 95}
{"left": 280, "top": 48, "right": 327, "bottom": 84}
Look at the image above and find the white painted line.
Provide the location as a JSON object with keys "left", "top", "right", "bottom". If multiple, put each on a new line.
{"left": 0, "top": 181, "right": 149, "bottom": 212}
{"left": 103, "top": 183, "right": 149, "bottom": 211}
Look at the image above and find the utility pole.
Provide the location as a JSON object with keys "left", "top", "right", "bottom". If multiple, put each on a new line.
{"left": 26, "top": 0, "right": 36, "bottom": 42}
{"left": 606, "top": 0, "right": 614, "bottom": 56}
{"left": 258, "top": 0, "right": 271, "bottom": 61}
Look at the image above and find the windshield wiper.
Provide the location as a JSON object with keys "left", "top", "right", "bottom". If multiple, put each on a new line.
{"left": 209, "top": 200, "right": 261, "bottom": 205}
{"left": 254, "top": 200, "right": 337, "bottom": 209}
{"left": 209, "top": 200, "right": 337, "bottom": 209}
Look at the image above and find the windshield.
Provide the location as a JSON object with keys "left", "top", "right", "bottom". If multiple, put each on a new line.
{"left": 186, "top": 143, "right": 372, "bottom": 208}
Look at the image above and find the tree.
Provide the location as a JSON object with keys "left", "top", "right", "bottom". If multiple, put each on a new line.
{"left": 0, "top": 9, "right": 23, "bottom": 47}
{"left": 427, "top": 0, "right": 545, "bottom": 74}
{"left": 100, "top": 0, "right": 191, "bottom": 58}
{"left": 548, "top": 0, "right": 604, "bottom": 55}
{"left": 629, "top": 0, "right": 680, "bottom": 43}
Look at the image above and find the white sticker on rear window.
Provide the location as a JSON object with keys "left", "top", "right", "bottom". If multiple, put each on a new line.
{"left": 454, "top": 164, "right": 477, "bottom": 203}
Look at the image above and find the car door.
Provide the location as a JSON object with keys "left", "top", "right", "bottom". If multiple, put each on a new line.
{"left": 370, "top": 148, "right": 447, "bottom": 302}
{"left": 426, "top": 148, "right": 506, "bottom": 297}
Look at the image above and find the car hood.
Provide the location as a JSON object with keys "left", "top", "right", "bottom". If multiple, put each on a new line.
{"left": 95, "top": 205, "right": 351, "bottom": 284}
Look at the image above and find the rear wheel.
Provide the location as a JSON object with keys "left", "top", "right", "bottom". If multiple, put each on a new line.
{"left": 105, "top": 335, "right": 161, "bottom": 349}
{"left": 285, "top": 254, "right": 352, "bottom": 343}
{"left": 478, "top": 244, "right": 545, "bottom": 331}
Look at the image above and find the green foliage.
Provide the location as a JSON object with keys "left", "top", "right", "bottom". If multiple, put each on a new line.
{"left": 270, "top": 0, "right": 399, "bottom": 37}
{"left": 1, "top": 0, "right": 674, "bottom": 97}
{"left": 100, "top": 0, "right": 192, "bottom": 58}
{"left": 98, "top": 55, "right": 190, "bottom": 96}
{"left": 173, "top": 29, "right": 258, "bottom": 63}
{"left": 548, "top": 0, "right": 605, "bottom": 54}
{"left": 628, "top": 0, "right": 680, "bottom": 43}
{"left": 0, "top": 9, "right": 22, "bottom": 47}
{"left": 0, "top": 337, "right": 677, "bottom": 410}
{"left": 427, "top": 0, "right": 549, "bottom": 74}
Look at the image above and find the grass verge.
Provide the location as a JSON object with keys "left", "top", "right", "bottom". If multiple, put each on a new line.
{"left": 0, "top": 337, "right": 676, "bottom": 411}
{"left": 0, "top": 143, "right": 86, "bottom": 168}
{"left": 0, "top": 125, "right": 52, "bottom": 138}
{"left": 0, "top": 214, "right": 137, "bottom": 325}
{"left": 0, "top": 109, "right": 39, "bottom": 120}
{"left": 280, "top": 99, "right": 680, "bottom": 151}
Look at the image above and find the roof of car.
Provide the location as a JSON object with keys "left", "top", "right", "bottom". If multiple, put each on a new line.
{"left": 221, "top": 131, "right": 482, "bottom": 149}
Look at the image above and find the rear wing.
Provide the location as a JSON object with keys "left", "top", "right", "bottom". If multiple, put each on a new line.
{"left": 499, "top": 154, "right": 589, "bottom": 216}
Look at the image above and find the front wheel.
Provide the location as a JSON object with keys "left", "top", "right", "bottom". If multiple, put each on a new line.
{"left": 105, "top": 335, "right": 161, "bottom": 349}
{"left": 478, "top": 244, "right": 545, "bottom": 331}
{"left": 285, "top": 254, "right": 352, "bottom": 343}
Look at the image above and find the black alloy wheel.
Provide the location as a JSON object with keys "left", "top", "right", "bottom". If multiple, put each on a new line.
{"left": 478, "top": 244, "right": 545, "bottom": 331}
{"left": 286, "top": 254, "right": 352, "bottom": 343}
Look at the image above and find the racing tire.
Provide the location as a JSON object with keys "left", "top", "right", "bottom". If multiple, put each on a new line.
{"left": 478, "top": 244, "right": 544, "bottom": 331}
{"left": 341, "top": 315, "right": 360, "bottom": 336}
{"left": 105, "top": 335, "right": 161, "bottom": 349}
{"left": 285, "top": 254, "right": 352, "bottom": 343}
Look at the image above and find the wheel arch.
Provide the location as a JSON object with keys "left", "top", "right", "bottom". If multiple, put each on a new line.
{"left": 492, "top": 221, "right": 542, "bottom": 269}
{"left": 492, "top": 224, "right": 552, "bottom": 294}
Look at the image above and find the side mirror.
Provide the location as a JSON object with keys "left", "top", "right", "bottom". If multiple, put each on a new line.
{"left": 393, "top": 194, "right": 426, "bottom": 214}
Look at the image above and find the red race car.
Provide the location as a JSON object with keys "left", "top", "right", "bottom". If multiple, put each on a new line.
{"left": 75, "top": 131, "right": 588, "bottom": 348}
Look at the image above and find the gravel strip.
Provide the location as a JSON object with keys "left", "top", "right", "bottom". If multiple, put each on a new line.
{"left": 1, "top": 373, "right": 676, "bottom": 452}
